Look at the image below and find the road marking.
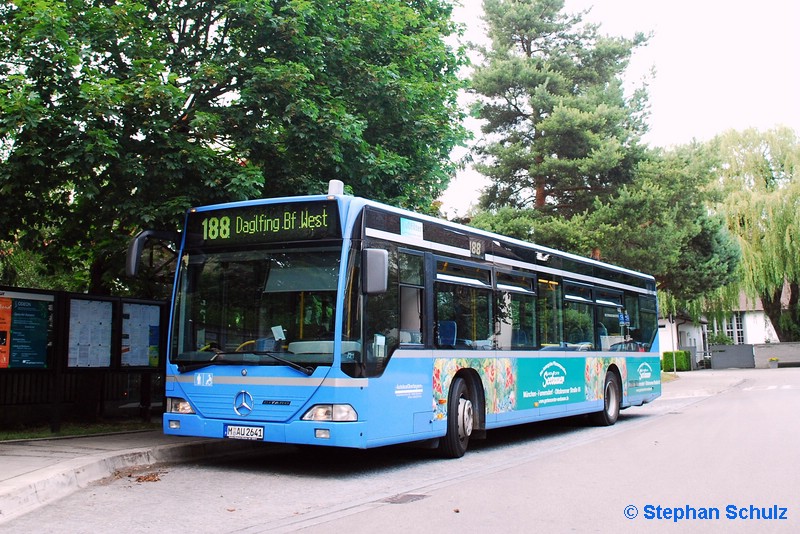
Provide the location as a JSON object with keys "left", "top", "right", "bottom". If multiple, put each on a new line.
{"left": 742, "top": 385, "right": 798, "bottom": 391}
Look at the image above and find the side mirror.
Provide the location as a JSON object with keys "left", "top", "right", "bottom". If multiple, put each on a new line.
{"left": 362, "top": 248, "right": 388, "bottom": 294}
{"left": 126, "top": 230, "right": 180, "bottom": 277}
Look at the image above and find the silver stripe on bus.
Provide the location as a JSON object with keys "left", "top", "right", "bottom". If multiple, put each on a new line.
{"left": 365, "top": 227, "right": 470, "bottom": 258}
{"left": 168, "top": 375, "right": 369, "bottom": 387}
{"left": 489, "top": 254, "right": 656, "bottom": 296}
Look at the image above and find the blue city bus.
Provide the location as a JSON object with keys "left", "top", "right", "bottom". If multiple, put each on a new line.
{"left": 128, "top": 181, "right": 661, "bottom": 457}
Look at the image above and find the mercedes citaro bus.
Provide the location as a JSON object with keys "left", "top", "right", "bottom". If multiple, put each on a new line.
{"left": 127, "top": 180, "right": 660, "bottom": 457}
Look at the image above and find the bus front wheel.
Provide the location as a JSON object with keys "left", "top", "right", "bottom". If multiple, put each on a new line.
{"left": 589, "top": 371, "right": 621, "bottom": 426}
{"left": 439, "top": 376, "right": 474, "bottom": 458}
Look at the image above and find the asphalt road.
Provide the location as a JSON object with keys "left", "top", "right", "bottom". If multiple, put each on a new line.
{"left": 2, "top": 368, "right": 798, "bottom": 534}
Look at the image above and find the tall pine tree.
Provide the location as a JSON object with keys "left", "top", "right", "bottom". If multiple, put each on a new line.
{"left": 470, "top": 0, "right": 649, "bottom": 216}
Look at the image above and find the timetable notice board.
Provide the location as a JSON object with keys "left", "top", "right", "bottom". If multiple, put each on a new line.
{"left": 0, "top": 292, "right": 53, "bottom": 369}
{"left": 68, "top": 299, "right": 113, "bottom": 367}
{"left": 121, "top": 303, "right": 161, "bottom": 367}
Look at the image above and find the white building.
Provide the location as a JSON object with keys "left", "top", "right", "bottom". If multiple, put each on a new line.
{"left": 657, "top": 292, "right": 780, "bottom": 368}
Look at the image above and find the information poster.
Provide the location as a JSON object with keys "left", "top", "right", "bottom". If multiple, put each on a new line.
{"left": 68, "top": 299, "right": 113, "bottom": 367}
{"left": 0, "top": 297, "right": 11, "bottom": 368}
{"left": 121, "top": 303, "right": 161, "bottom": 367}
{"left": 0, "top": 291, "right": 53, "bottom": 369}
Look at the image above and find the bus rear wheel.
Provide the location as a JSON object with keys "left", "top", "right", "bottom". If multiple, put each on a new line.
{"left": 439, "top": 376, "right": 474, "bottom": 458}
{"left": 589, "top": 371, "right": 621, "bottom": 426}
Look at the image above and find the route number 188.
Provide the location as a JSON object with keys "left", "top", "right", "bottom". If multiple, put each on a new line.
{"left": 202, "top": 216, "right": 231, "bottom": 240}
{"left": 469, "top": 238, "right": 484, "bottom": 259}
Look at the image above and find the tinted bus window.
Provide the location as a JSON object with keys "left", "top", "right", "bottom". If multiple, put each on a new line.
{"left": 538, "top": 279, "right": 563, "bottom": 348}
{"left": 496, "top": 272, "right": 537, "bottom": 350}
{"left": 399, "top": 252, "right": 424, "bottom": 345}
{"left": 564, "top": 283, "right": 594, "bottom": 349}
{"left": 435, "top": 261, "right": 492, "bottom": 349}
{"left": 596, "top": 289, "right": 624, "bottom": 350}
{"left": 363, "top": 245, "right": 399, "bottom": 376}
{"left": 638, "top": 296, "right": 658, "bottom": 349}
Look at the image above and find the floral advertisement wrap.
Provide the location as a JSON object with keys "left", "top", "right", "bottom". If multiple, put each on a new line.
{"left": 585, "top": 357, "right": 627, "bottom": 400}
{"left": 432, "top": 357, "right": 517, "bottom": 420}
{"left": 433, "top": 356, "right": 632, "bottom": 418}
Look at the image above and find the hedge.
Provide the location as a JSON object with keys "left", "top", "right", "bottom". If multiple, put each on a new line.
{"left": 661, "top": 350, "right": 692, "bottom": 372}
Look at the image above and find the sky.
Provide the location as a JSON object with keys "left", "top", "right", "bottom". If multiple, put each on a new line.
{"left": 440, "top": 0, "right": 800, "bottom": 217}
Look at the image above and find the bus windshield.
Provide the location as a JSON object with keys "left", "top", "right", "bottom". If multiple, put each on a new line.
{"left": 170, "top": 246, "right": 344, "bottom": 372}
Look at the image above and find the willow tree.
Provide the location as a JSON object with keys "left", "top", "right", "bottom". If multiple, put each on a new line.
{"left": 714, "top": 127, "right": 800, "bottom": 341}
{"left": 470, "top": 0, "right": 649, "bottom": 216}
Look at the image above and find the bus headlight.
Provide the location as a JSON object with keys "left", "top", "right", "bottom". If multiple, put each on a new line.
{"left": 301, "top": 404, "right": 357, "bottom": 422}
{"left": 166, "top": 397, "right": 195, "bottom": 414}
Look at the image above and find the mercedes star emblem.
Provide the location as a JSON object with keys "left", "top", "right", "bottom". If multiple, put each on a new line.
{"left": 233, "top": 390, "right": 254, "bottom": 416}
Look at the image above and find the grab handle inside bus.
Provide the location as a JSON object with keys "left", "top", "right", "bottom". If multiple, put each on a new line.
{"left": 126, "top": 230, "right": 181, "bottom": 277}
{"left": 362, "top": 248, "right": 388, "bottom": 294}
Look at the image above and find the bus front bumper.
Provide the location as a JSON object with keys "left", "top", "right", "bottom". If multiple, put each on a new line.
{"left": 162, "top": 413, "right": 369, "bottom": 448}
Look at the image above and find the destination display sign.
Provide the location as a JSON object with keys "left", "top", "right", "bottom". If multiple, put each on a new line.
{"left": 185, "top": 201, "right": 340, "bottom": 247}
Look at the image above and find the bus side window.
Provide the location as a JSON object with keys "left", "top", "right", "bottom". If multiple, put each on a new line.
{"left": 596, "top": 289, "right": 623, "bottom": 350}
{"left": 564, "top": 283, "right": 594, "bottom": 350}
{"left": 496, "top": 272, "right": 536, "bottom": 350}
{"left": 637, "top": 295, "right": 658, "bottom": 349}
{"left": 341, "top": 246, "right": 364, "bottom": 378}
{"left": 363, "top": 246, "right": 399, "bottom": 376}
{"left": 538, "top": 279, "right": 563, "bottom": 349}
{"left": 399, "top": 286, "right": 423, "bottom": 344}
{"left": 398, "top": 253, "right": 424, "bottom": 345}
{"left": 434, "top": 260, "right": 492, "bottom": 350}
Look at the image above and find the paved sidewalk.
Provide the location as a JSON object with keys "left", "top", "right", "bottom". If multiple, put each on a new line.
{"left": 0, "top": 429, "right": 261, "bottom": 525}
{"left": 0, "top": 369, "right": 746, "bottom": 526}
{"left": 657, "top": 368, "right": 747, "bottom": 400}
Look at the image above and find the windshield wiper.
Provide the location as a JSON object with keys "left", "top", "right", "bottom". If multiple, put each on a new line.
{"left": 175, "top": 351, "right": 314, "bottom": 376}
{"left": 175, "top": 356, "right": 242, "bottom": 373}
{"left": 176, "top": 361, "right": 216, "bottom": 373}
{"left": 252, "top": 351, "right": 314, "bottom": 376}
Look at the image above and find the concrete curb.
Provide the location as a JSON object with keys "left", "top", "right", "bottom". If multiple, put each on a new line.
{"left": 0, "top": 438, "right": 261, "bottom": 525}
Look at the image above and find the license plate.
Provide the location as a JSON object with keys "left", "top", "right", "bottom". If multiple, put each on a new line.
{"left": 225, "top": 425, "right": 264, "bottom": 440}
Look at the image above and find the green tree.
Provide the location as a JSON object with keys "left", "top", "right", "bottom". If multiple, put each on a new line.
{"left": 465, "top": 1, "right": 740, "bottom": 310}
{"left": 470, "top": 144, "right": 740, "bottom": 304}
{"left": 0, "top": 0, "right": 467, "bottom": 295}
{"left": 602, "top": 146, "right": 739, "bottom": 301}
{"left": 470, "top": 0, "right": 649, "bottom": 216}
{"left": 712, "top": 127, "right": 800, "bottom": 341}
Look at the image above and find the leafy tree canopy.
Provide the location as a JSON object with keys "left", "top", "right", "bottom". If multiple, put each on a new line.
{"left": 0, "top": 0, "right": 468, "bottom": 295}
{"left": 470, "top": 143, "right": 741, "bottom": 305}
{"left": 470, "top": 0, "right": 650, "bottom": 216}
{"left": 466, "top": 0, "right": 741, "bottom": 312}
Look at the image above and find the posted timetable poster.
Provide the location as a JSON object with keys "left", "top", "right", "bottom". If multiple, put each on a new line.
{"left": 121, "top": 303, "right": 161, "bottom": 367}
{"left": 68, "top": 299, "right": 113, "bottom": 367}
{"left": 0, "top": 291, "right": 53, "bottom": 369}
{"left": 0, "top": 297, "right": 9, "bottom": 368}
